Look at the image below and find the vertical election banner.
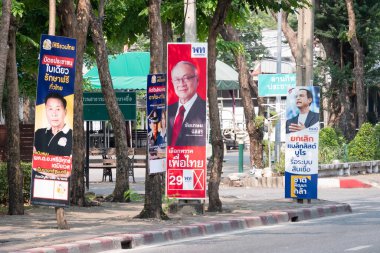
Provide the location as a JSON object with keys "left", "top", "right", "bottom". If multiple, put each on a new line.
{"left": 147, "top": 74, "right": 167, "bottom": 174}
{"left": 166, "top": 43, "right": 207, "bottom": 199}
{"left": 285, "top": 86, "right": 320, "bottom": 199}
{"left": 31, "top": 35, "right": 76, "bottom": 207}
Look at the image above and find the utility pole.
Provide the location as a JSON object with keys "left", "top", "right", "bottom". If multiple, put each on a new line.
{"left": 181, "top": 0, "right": 203, "bottom": 212}
{"left": 275, "top": 8, "right": 282, "bottom": 164}
{"left": 184, "top": 0, "right": 197, "bottom": 42}
{"left": 296, "top": 0, "right": 314, "bottom": 87}
{"left": 295, "top": 0, "right": 314, "bottom": 205}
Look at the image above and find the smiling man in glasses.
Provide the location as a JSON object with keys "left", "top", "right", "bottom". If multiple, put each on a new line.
{"left": 168, "top": 61, "right": 206, "bottom": 146}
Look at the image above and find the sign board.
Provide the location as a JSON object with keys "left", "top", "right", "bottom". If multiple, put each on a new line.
{"left": 166, "top": 43, "right": 207, "bottom": 199}
{"left": 285, "top": 86, "right": 320, "bottom": 199}
{"left": 83, "top": 92, "right": 136, "bottom": 121}
{"left": 258, "top": 73, "right": 296, "bottom": 97}
{"left": 31, "top": 35, "right": 76, "bottom": 207}
{"left": 147, "top": 74, "right": 167, "bottom": 174}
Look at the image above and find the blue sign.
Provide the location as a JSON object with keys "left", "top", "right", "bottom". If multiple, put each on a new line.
{"left": 258, "top": 73, "right": 296, "bottom": 97}
{"left": 31, "top": 35, "right": 77, "bottom": 207}
{"left": 284, "top": 86, "right": 320, "bottom": 199}
{"left": 147, "top": 74, "right": 167, "bottom": 174}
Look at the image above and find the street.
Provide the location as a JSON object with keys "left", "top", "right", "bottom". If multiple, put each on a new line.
{"left": 106, "top": 188, "right": 380, "bottom": 253}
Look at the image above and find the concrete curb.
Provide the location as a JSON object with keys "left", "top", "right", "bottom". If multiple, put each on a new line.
{"left": 318, "top": 178, "right": 372, "bottom": 188}
{"left": 223, "top": 175, "right": 375, "bottom": 189}
{"left": 15, "top": 203, "right": 352, "bottom": 253}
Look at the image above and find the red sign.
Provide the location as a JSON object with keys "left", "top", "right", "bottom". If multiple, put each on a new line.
{"left": 166, "top": 43, "right": 207, "bottom": 199}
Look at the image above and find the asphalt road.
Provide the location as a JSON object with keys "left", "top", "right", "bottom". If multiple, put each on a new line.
{"left": 105, "top": 189, "right": 380, "bottom": 253}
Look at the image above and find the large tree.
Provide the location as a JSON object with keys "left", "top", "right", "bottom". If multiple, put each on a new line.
{"left": 58, "top": 0, "right": 92, "bottom": 206}
{"left": 345, "top": 0, "right": 365, "bottom": 127}
{"left": 314, "top": 0, "right": 379, "bottom": 139}
{"left": 220, "top": 24, "right": 265, "bottom": 169}
{"left": 0, "top": 0, "right": 12, "bottom": 112}
{"left": 207, "top": 0, "right": 232, "bottom": 212}
{"left": 136, "top": 0, "right": 168, "bottom": 219}
{"left": 90, "top": 0, "right": 130, "bottom": 202}
{"left": 6, "top": 15, "right": 23, "bottom": 215}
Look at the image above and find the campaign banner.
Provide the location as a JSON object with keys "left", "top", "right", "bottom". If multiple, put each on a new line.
{"left": 31, "top": 35, "right": 76, "bottom": 207}
{"left": 147, "top": 74, "right": 167, "bottom": 174}
{"left": 285, "top": 86, "right": 320, "bottom": 199}
{"left": 166, "top": 43, "right": 207, "bottom": 199}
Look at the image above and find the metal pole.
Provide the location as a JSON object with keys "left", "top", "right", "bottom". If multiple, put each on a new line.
{"left": 296, "top": 0, "right": 314, "bottom": 86}
{"left": 184, "top": 0, "right": 197, "bottom": 42}
{"left": 238, "top": 139, "right": 244, "bottom": 173}
{"left": 267, "top": 98, "right": 271, "bottom": 169}
{"left": 275, "top": 8, "right": 282, "bottom": 164}
{"left": 85, "top": 121, "right": 90, "bottom": 190}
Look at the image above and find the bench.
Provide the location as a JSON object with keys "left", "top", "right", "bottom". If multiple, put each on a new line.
{"left": 89, "top": 148, "right": 136, "bottom": 183}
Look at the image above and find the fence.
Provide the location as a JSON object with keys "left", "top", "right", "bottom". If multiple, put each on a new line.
{"left": 0, "top": 124, "right": 34, "bottom": 162}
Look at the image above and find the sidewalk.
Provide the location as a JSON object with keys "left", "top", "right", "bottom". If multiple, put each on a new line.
{"left": 1, "top": 185, "right": 352, "bottom": 253}
{"left": 2, "top": 154, "right": 379, "bottom": 253}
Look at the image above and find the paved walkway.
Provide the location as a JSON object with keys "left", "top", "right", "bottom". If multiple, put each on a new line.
{"left": 1, "top": 151, "right": 379, "bottom": 253}
{"left": 0, "top": 185, "right": 354, "bottom": 253}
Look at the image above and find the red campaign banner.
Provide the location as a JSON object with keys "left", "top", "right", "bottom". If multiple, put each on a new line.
{"left": 166, "top": 146, "right": 206, "bottom": 199}
{"left": 166, "top": 43, "right": 207, "bottom": 199}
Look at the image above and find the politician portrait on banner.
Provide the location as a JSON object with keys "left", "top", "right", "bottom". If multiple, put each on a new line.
{"left": 31, "top": 35, "right": 76, "bottom": 207}
{"left": 285, "top": 86, "right": 320, "bottom": 199}
{"left": 166, "top": 43, "right": 207, "bottom": 199}
{"left": 147, "top": 74, "right": 167, "bottom": 174}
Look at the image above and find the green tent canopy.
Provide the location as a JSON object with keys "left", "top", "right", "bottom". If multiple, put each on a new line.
{"left": 84, "top": 51, "right": 239, "bottom": 90}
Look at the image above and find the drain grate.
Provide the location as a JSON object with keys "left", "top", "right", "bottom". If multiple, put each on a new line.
{"left": 121, "top": 240, "right": 132, "bottom": 249}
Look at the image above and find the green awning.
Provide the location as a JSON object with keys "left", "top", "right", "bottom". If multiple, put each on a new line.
{"left": 84, "top": 52, "right": 150, "bottom": 90}
{"left": 84, "top": 52, "right": 239, "bottom": 90}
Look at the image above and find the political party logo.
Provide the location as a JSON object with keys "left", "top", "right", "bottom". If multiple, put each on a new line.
{"left": 43, "top": 39, "right": 52, "bottom": 50}
{"left": 285, "top": 173, "right": 318, "bottom": 199}
{"left": 191, "top": 43, "right": 208, "bottom": 58}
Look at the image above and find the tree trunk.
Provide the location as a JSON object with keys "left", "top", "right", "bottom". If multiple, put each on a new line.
{"left": 220, "top": 25, "right": 264, "bottom": 169}
{"left": 90, "top": 5, "right": 130, "bottom": 202}
{"left": 0, "top": 0, "right": 12, "bottom": 112}
{"left": 207, "top": 0, "right": 232, "bottom": 212}
{"left": 6, "top": 16, "right": 23, "bottom": 215}
{"left": 136, "top": 0, "right": 168, "bottom": 220}
{"left": 319, "top": 37, "right": 356, "bottom": 140}
{"left": 21, "top": 96, "right": 35, "bottom": 124}
{"left": 345, "top": 0, "right": 366, "bottom": 127}
{"left": 271, "top": 11, "right": 297, "bottom": 60}
{"left": 57, "top": 0, "right": 90, "bottom": 207}
{"left": 161, "top": 20, "right": 173, "bottom": 74}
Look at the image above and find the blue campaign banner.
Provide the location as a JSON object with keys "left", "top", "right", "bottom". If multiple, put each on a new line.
{"left": 36, "top": 35, "right": 77, "bottom": 105}
{"left": 258, "top": 73, "right": 296, "bottom": 97}
{"left": 285, "top": 172, "right": 318, "bottom": 199}
{"left": 284, "top": 86, "right": 320, "bottom": 200}
{"left": 31, "top": 35, "right": 76, "bottom": 207}
{"left": 147, "top": 74, "right": 167, "bottom": 174}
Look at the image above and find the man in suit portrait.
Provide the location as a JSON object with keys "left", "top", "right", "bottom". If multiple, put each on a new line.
{"left": 286, "top": 88, "right": 319, "bottom": 134}
{"left": 168, "top": 61, "right": 206, "bottom": 146}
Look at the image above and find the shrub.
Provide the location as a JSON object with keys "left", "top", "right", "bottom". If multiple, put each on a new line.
{"left": 273, "top": 151, "right": 285, "bottom": 175}
{"left": 374, "top": 124, "right": 380, "bottom": 160}
{"left": 0, "top": 162, "right": 32, "bottom": 205}
{"left": 348, "top": 123, "right": 376, "bottom": 162}
{"left": 262, "top": 140, "right": 274, "bottom": 167}
{"left": 319, "top": 127, "right": 346, "bottom": 163}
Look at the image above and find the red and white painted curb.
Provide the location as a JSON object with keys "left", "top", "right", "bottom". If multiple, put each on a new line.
{"left": 318, "top": 178, "right": 372, "bottom": 188}
{"left": 15, "top": 203, "right": 352, "bottom": 253}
